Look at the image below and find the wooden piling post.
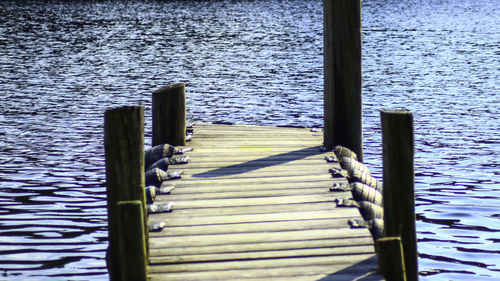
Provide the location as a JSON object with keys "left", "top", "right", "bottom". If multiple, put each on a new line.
{"left": 104, "top": 106, "right": 147, "bottom": 281}
{"left": 381, "top": 110, "right": 418, "bottom": 281}
{"left": 152, "top": 83, "right": 186, "bottom": 147}
{"left": 323, "top": 0, "right": 363, "bottom": 161}
{"left": 117, "top": 201, "right": 148, "bottom": 281}
{"left": 377, "top": 236, "right": 406, "bottom": 281}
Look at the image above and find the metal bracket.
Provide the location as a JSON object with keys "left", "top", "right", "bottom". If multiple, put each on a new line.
{"left": 157, "top": 184, "right": 175, "bottom": 194}
{"left": 325, "top": 155, "right": 338, "bottom": 163}
{"left": 149, "top": 221, "right": 167, "bottom": 232}
{"left": 147, "top": 202, "right": 174, "bottom": 214}
{"left": 165, "top": 170, "right": 183, "bottom": 180}
{"left": 329, "top": 167, "right": 348, "bottom": 178}
{"left": 165, "top": 156, "right": 189, "bottom": 165}
{"left": 173, "top": 147, "right": 193, "bottom": 155}
{"left": 329, "top": 182, "right": 351, "bottom": 192}
{"left": 335, "top": 198, "right": 360, "bottom": 208}
{"left": 348, "top": 219, "right": 368, "bottom": 228}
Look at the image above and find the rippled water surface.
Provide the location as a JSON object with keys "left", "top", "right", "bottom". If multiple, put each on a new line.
{"left": 0, "top": 0, "right": 498, "bottom": 280}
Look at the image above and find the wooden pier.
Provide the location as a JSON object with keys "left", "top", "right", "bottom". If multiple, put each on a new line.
{"left": 103, "top": 1, "right": 419, "bottom": 279}
{"left": 103, "top": 104, "right": 417, "bottom": 281}
{"left": 146, "top": 123, "right": 382, "bottom": 281}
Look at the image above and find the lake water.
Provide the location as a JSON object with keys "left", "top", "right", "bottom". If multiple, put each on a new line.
{"left": 0, "top": 0, "right": 498, "bottom": 280}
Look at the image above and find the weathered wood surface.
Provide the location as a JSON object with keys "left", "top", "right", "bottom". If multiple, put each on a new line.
{"left": 152, "top": 83, "right": 186, "bottom": 146}
{"left": 104, "top": 106, "right": 147, "bottom": 281}
{"left": 148, "top": 124, "right": 383, "bottom": 281}
{"left": 381, "top": 110, "right": 417, "bottom": 281}
{"left": 117, "top": 201, "right": 147, "bottom": 281}
{"left": 377, "top": 237, "right": 406, "bottom": 281}
{"left": 323, "top": 0, "right": 363, "bottom": 160}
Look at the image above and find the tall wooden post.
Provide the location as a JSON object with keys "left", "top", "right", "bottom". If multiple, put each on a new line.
{"left": 104, "top": 106, "right": 147, "bottom": 281}
{"left": 152, "top": 83, "right": 186, "bottom": 147}
{"left": 377, "top": 237, "right": 407, "bottom": 281}
{"left": 323, "top": 0, "right": 363, "bottom": 162}
{"left": 381, "top": 110, "right": 418, "bottom": 281}
{"left": 117, "top": 201, "right": 148, "bottom": 281}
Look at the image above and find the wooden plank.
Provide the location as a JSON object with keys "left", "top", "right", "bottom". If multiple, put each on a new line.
{"left": 153, "top": 193, "right": 346, "bottom": 209}
{"left": 149, "top": 266, "right": 381, "bottom": 281}
{"left": 156, "top": 188, "right": 336, "bottom": 201}
{"left": 149, "top": 217, "right": 355, "bottom": 237}
{"left": 150, "top": 237, "right": 374, "bottom": 256}
{"left": 176, "top": 159, "right": 329, "bottom": 169}
{"left": 149, "top": 228, "right": 373, "bottom": 249}
{"left": 154, "top": 190, "right": 349, "bottom": 207}
{"left": 177, "top": 168, "right": 331, "bottom": 179}
{"left": 178, "top": 148, "right": 324, "bottom": 156}
{"left": 164, "top": 174, "right": 335, "bottom": 186}
{"left": 180, "top": 153, "right": 330, "bottom": 162}
{"left": 170, "top": 178, "right": 343, "bottom": 190}
{"left": 177, "top": 164, "right": 331, "bottom": 175}
{"left": 146, "top": 123, "right": 382, "bottom": 280}
{"left": 191, "top": 126, "right": 318, "bottom": 131}
{"left": 186, "top": 140, "right": 321, "bottom": 148}
{"left": 176, "top": 155, "right": 333, "bottom": 165}
{"left": 175, "top": 173, "right": 335, "bottom": 181}
{"left": 168, "top": 179, "right": 334, "bottom": 193}
{"left": 148, "top": 254, "right": 377, "bottom": 273}
{"left": 179, "top": 150, "right": 327, "bottom": 158}
{"left": 150, "top": 245, "right": 375, "bottom": 264}
{"left": 191, "top": 133, "right": 321, "bottom": 139}
{"left": 177, "top": 155, "right": 330, "bottom": 165}
{"left": 149, "top": 209, "right": 358, "bottom": 228}
{"left": 188, "top": 135, "right": 320, "bottom": 140}
{"left": 149, "top": 202, "right": 347, "bottom": 218}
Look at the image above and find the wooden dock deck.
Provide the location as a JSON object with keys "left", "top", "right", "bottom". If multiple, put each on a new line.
{"left": 146, "top": 124, "right": 383, "bottom": 281}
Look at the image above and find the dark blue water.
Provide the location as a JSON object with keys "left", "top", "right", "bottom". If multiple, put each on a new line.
{"left": 0, "top": 0, "right": 498, "bottom": 280}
